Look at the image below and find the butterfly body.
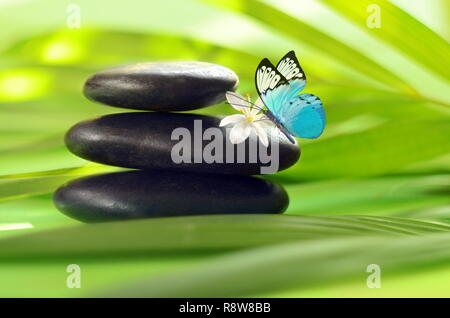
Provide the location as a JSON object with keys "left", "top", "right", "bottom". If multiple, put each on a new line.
{"left": 255, "top": 51, "right": 326, "bottom": 143}
{"left": 262, "top": 109, "right": 296, "bottom": 143}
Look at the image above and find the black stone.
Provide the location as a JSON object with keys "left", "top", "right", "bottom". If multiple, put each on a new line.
{"left": 65, "top": 112, "right": 300, "bottom": 175}
{"left": 53, "top": 170, "right": 288, "bottom": 222}
{"left": 83, "top": 61, "right": 239, "bottom": 111}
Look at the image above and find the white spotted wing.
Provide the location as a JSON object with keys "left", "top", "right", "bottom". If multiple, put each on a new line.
{"left": 276, "top": 50, "right": 306, "bottom": 84}
{"left": 255, "top": 58, "right": 288, "bottom": 95}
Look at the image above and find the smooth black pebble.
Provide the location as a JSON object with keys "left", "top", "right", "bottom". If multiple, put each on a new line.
{"left": 83, "top": 61, "right": 239, "bottom": 111}
{"left": 65, "top": 112, "right": 300, "bottom": 175}
{"left": 53, "top": 170, "right": 289, "bottom": 222}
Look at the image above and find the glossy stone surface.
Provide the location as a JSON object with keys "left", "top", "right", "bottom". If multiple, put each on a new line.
{"left": 53, "top": 170, "right": 289, "bottom": 222}
{"left": 65, "top": 112, "right": 300, "bottom": 175}
{"left": 83, "top": 61, "right": 239, "bottom": 111}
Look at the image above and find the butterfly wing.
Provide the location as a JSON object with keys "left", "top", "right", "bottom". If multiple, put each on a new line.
{"left": 255, "top": 58, "right": 298, "bottom": 116}
{"left": 276, "top": 50, "right": 306, "bottom": 91}
{"left": 255, "top": 58, "right": 287, "bottom": 98}
{"left": 280, "top": 93, "right": 325, "bottom": 139}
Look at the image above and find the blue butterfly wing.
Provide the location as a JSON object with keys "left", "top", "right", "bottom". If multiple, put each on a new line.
{"left": 262, "top": 80, "right": 303, "bottom": 115}
{"left": 280, "top": 93, "right": 325, "bottom": 139}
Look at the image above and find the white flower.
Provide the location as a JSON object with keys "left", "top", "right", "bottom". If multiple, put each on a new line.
{"left": 220, "top": 92, "right": 272, "bottom": 147}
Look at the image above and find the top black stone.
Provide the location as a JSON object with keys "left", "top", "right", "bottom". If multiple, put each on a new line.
{"left": 83, "top": 61, "right": 239, "bottom": 111}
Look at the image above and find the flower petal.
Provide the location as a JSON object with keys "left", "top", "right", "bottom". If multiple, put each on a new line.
{"left": 219, "top": 114, "right": 246, "bottom": 127}
{"left": 252, "top": 112, "right": 265, "bottom": 121}
{"left": 253, "top": 123, "right": 269, "bottom": 147}
{"left": 226, "top": 91, "right": 250, "bottom": 113}
{"left": 259, "top": 118, "right": 277, "bottom": 129}
{"left": 249, "top": 106, "right": 260, "bottom": 117}
{"left": 229, "top": 121, "right": 252, "bottom": 144}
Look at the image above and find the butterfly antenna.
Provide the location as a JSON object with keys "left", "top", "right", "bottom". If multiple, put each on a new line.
{"left": 225, "top": 102, "right": 265, "bottom": 112}
{"left": 227, "top": 92, "right": 265, "bottom": 111}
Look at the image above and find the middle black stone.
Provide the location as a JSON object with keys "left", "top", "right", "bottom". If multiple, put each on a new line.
{"left": 65, "top": 112, "right": 300, "bottom": 175}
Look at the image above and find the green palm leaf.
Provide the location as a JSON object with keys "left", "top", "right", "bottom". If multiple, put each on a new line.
{"left": 1, "top": 215, "right": 449, "bottom": 260}
{"left": 320, "top": 0, "right": 450, "bottom": 81}
{"left": 104, "top": 232, "right": 450, "bottom": 297}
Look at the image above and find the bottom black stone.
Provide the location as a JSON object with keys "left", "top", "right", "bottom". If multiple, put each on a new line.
{"left": 53, "top": 170, "right": 288, "bottom": 222}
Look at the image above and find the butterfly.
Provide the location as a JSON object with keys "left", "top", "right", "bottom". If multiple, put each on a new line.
{"left": 256, "top": 50, "right": 325, "bottom": 143}
{"left": 224, "top": 51, "right": 325, "bottom": 145}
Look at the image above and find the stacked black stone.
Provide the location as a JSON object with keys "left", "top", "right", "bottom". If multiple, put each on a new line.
{"left": 53, "top": 62, "right": 300, "bottom": 222}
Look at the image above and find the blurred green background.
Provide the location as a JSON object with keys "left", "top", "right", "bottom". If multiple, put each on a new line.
{"left": 0, "top": 0, "right": 449, "bottom": 297}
